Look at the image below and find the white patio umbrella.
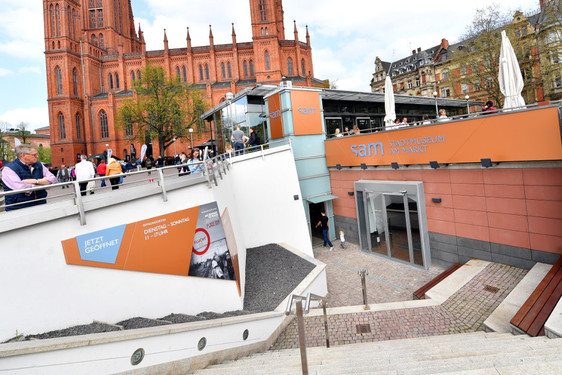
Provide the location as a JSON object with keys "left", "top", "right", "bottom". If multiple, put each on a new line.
{"left": 383, "top": 75, "right": 396, "bottom": 127}
{"left": 499, "top": 30, "right": 525, "bottom": 109}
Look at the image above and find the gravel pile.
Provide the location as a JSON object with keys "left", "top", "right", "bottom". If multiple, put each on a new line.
{"left": 243, "top": 243, "right": 316, "bottom": 312}
{"left": 3, "top": 243, "right": 315, "bottom": 343}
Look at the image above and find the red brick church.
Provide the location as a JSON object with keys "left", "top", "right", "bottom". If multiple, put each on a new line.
{"left": 43, "top": 0, "right": 325, "bottom": 166}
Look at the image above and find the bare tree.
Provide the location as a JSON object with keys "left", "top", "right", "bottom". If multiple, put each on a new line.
{"left": 16, "top": 122, "right": 32, "bottom": 144}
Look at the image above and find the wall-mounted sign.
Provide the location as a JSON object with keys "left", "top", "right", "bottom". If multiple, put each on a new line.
{"left": 62, "top": 202, "right": 238, "bottom": 284}
{"left": 268, "top": 93, "right": 284, "bottom": 139}
{"left": 325, "top": 106, "right": 562, "bottom": 167}
{"left": 291, "top": 90, "right": 323, "bottom": 136}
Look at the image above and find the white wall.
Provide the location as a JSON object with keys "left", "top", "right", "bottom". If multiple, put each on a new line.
{"left": 0, "top": 145, "right": 313, "bottom": 342}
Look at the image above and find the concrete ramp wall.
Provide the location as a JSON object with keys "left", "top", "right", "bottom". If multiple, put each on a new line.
{"left": 0, "top": 145, "right": 312, "bottom": 342}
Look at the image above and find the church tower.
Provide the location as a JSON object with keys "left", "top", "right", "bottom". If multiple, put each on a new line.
{"left": 249, "top": 0, "right": 285, "bottom": 83}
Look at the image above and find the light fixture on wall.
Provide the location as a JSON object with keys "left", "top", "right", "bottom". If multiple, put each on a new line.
{"left": 391, "top": 162, "right": 399, "bottom": 170}
{"left": 481, "top": 158, "right": 493, "bottom": 168}
{"left": 336, "top": 164, "right": 342, "bottom": 170}
{"left": 293, "top": 194, "right": 299, "bottom": 200}
{"left": 360, "top": 163, "right": 367, "bottom": 170}
{"left": 348, "top": 191, "right": 355, "bottom": 196}
{"left": 429, "top": 161, "right": 440, "bottom": 169}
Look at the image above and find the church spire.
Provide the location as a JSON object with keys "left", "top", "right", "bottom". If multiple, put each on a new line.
{"left": 293, "top": 20, "right": 299, "bottom": 42}
{"left": 186, "top": 27, "right": 192, "bottom": 49}
{"left": 306, "top": 25, "right": 310, "bottom": 46}
{"left": 232, "top": 22, "right": 237, "bottom": 44}
{"left": 163, "top": 28, "right": 169, "bottom": 51}
{"left": 209, "top": 25, "right": 214, "bottom": 47}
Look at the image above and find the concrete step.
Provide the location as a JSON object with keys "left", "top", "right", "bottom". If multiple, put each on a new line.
{"left": 191, "top": 333, "right": 562, "bottom": 375}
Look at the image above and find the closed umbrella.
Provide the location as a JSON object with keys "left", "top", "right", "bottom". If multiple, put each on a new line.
{"left": 383, "top": 75, "right": 396, "bottom": 127}
{"left": 499, "top": 30, "right": 525, "bottom": 109}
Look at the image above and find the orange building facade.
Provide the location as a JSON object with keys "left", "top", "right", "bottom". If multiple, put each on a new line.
{"left": 43, "top": 0, "right": 324, "bottom": 166}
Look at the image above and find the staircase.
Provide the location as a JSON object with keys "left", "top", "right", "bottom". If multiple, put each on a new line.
{"left": 189, "top": 332, "right": 562, "bottom": 374}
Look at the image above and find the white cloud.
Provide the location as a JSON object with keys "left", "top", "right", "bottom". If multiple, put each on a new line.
{"left": 0, "top": 68, "right": 13, "bottom": 76}
{"left": 0, "top": 2, "right": 44, "bottom": 60}
{"left": 18, "top": 66, "right": 41, "bottom": 74}
{"left": 0, "top": 107, "right": 49, "bottom": 131}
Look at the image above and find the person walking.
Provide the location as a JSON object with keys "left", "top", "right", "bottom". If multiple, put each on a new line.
{"left": 57, "top": 164, "right": 70, "bottom": 188}
{"left": 248, "top": 127, "right": 260, "bottom": 152}
{"left": 75, "top": 155, "right": 96, "bottom": 196}
{"left": 231, "top": 125, "right": 247, "bottom": 155}
{"left": 106, "top": 157, "right": 122, "bottom": 190}
{"left": 315, "top": 211, "right": 334, "bottom": 251}
{"left": 96, "top": 160, "right": 107, "bottom": 187}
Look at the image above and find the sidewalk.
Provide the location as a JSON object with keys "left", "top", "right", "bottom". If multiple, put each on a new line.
{"left": 271, "top": 242, "right": 527, "bottom": 350}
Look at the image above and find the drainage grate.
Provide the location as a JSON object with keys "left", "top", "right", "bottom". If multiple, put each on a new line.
{"left": 483, "top": 285, "right": 500, "bottom": 293}
{"left": 356, "top": 324, "right": 371, "bottom": 334}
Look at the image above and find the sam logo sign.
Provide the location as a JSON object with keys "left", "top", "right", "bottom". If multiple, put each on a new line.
{"left": 269, "top": 110, "right": 281, "bottom": 119}
{"left": 351, "top": 142, "right": 384, "bottom": 157}
{"left": 297, "top": 107, "right": 317, "bottom": 115}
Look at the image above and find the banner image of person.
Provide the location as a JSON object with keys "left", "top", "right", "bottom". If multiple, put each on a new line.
{"left": 188, "top": 202, "right": 236, "bottom": 281}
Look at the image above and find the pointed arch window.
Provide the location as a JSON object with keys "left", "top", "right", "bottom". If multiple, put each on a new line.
{"left": 115, "top": 73, "right": 120, "bottom": 89}
{"left": 55, "top": 5, "right": 61, "bottom": 36}
{"left": 59, "top": 113, "right": 66, "bottom": 140}
{"left": 72, "top": 68, "right": 79, "bottom": 97}
{"left": 227, "top": 62, "right": 232, "bottom": 79}
{"left": 75, "top": 113, "right": 82, "bottom": 140}
{"left": 125, "top": 122, "right": 133, "bottom": 137}
{"left": 288, "top": 58, "right": 294, "bottom": 75}
{"left": 243, "top": 61, "right": 249, "bottom": 77}
{"left": 205, "top": 64, "right": 210, "bottom": 80}
{"left": 100, "top": 110, "right": 109, "bottom": 138}
{"left": 49, "top": 5, "right": 55, "bottom": 37}
{"left": 301, "top": 59, "right": 306, "bottom": 76}
{"left": 71, "top": 8, "right": 76, "bottom": 39}
{"left": 91, "top": 34, "right": 97, "bottom": 45}
{"left": 265, "top": 51, "right": 270, "bottom": 70}
{"left": 199, "top": 65, "right": 204, "bottom": 81}
{"left": 137, "top": 70, "right": 141, "bottom": 81}
{"left": 67, "top": 6, "right": 71, "bottom": 38}
{"left": 182, "top": 66, "right": 187, "bottom": 82}
{"left": 221, "top": 63, "right": 226, "bottom": 79}
{"left": 258, "top": 0, "right": 267, "bottom": 22}
{"left": 176, "top": 66, "right": 181, "bottom": 81}
{"left": 55, "top": 66, "right": 63, "bottom": 96}
{"left": 131, "top": 70, "right": 135, "bottom": 83}
{"left": 109, "top": 73, "right": 114, "bottom": 90}
{"left": 99, "top": 33, "right": 104, "bottom": 49}
{"left": 250, "top": 60, "right": 255, "bottom": 76}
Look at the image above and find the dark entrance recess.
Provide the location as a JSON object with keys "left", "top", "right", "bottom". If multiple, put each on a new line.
{"left": 309, "top": 202, "right": 325, "bottom": 241}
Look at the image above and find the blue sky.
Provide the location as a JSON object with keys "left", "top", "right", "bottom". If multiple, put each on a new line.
{"left": 0, "top": 0, "right": 540, "bottom": 131}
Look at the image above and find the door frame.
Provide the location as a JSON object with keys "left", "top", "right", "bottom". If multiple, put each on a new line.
{"left": 354, "top": 180, "right": 431, "bottom": 270}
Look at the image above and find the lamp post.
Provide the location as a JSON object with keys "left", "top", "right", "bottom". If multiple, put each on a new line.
{"left": 188, "top": 128, "right": 194, "bottom": 148}
{"left": 225, "top": 92, "right": 234, "bottom": 149}
{"left": 465, "top": 95, "right": 470, "bottom": 114}
{"left": 433, "top": 91, "right": 439, "bottom": 117}
{"left": 172, "top": 137, "right": 177, "bottom": 156}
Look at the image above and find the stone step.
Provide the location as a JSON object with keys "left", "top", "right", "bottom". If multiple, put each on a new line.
{"left": 192, "top": 333, "right": 562, "bottom": 375}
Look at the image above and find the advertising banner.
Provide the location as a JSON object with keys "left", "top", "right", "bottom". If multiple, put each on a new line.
{"left": 291, "top": 90, "right": 323, "bottom": 136}
{"left": 61, "top": 202, "right": 238, "bottom": 284}
{"left": 268, "top": 92, "right": 284, "bottom": 139}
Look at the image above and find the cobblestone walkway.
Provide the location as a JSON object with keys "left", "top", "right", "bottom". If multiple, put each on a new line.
{"left": 271, "top": 247, "right": 527, "bottom": 350}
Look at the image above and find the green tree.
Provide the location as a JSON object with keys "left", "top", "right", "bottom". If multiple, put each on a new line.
{"left": 117, "top": 65, "right": 209, "bottom": 157}
{"left": 38, "top": 146, "right": 51, "bottom": 164}
{"left": 16, "top": 122, "right": 32, "bottom": 144}
{"left": 0, "top": 122, "right": 11, "bottom": 161}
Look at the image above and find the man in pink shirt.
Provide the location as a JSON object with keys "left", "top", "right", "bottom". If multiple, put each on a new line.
{"left": 1, "top": 144, "right": 57, "bottom": 211}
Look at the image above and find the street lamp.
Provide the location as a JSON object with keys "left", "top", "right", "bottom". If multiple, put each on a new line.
{"left": 172, "top": 137, "right": 177, "bottom": 156}
{"left": 433, "top": 91, "right": 439, "bottom": 117}
{"left": 465, "top": 95, "right": 470, "bottom": 114}
{"left": 188, "top": 128, "right": 194, "bottom": 148}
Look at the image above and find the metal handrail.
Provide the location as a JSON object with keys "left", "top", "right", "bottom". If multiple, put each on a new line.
{"left": 285, "top": 293, "right": 330, "bottom": 375}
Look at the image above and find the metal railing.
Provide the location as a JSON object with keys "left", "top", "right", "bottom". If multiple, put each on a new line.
{"left": 285, "top": 293, "right": 329, "bottom": 375}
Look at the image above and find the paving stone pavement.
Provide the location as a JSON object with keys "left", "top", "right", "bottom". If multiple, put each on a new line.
{"left": 271, "top": 243, "right": 528, "bottom": 350}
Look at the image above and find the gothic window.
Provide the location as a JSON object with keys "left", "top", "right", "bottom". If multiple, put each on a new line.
{"left": 205, "top": 64, "right": 209, "bottom": 80}
{"left": 265, "top": 51, "right": 270, "bottom": 70}
{"left": 55, "top": 5, "right": 61, "bottom": 36}
{"left": 221, "top": 63, "right": 226, "bottom": 79}
{"left": 97, "top": 9, "right": 104, "bottom": 27}
{"left": 250, "top": 60, "right": 254, "bottom": 76}
{"left": 67, "top": 7, "right": 71, "bottom": 38}
{"left": 137, "top": 70, "right": 141, "bottom": 81}
{"left": 49, "top": 5, "right": 55, "bottom": 37}
{"left": 90, "top": 10, "right": 96, "bottom": 28}
{"left": 227, "top": 62, "right": 232, "bottom": 79}
{"left": 265, "top": 27, "right": 269, "bottom": 35}
{"left": 59, "top": 113, "right": 66, "bottom": 140}
{"left": 99, "top": 33, "right": 104, "bottom": 49}
{"left": 199, "top": 65, "right": 204, "bottom": 81}
{"left": 89, "top": 0, "right": 103, "bottom": 28}
{"left": 131, "top": 70, "right": 135, "bottom": 82}
{"left": 125, "top": 123, "right": 133, "bottom": 137}
{"left": 100, "top": 110, "right": 109, "bottom": 138}
{"left": 301, "top": 59, "right": 305, "bottom": 76}
{"left": 109, "top": 73, "right": 114, "bottom": 89}
{"left": 115, "top": 73, "right": 120, "bottom": 89}
{"left": 287, "top": 58, "right": 293, "bottom": 75}
{"left": 91, "top": 34, "right": 97, "bottom": 45}
{"left": 182, "top": 66, "right": 187, "bottom": 82}
{"left": 75, "top": 113, "right": 82, "bottom": 140}
{"left": 55, "top": 66, "right": 63, "bottom": 96}
{"left": 243, "top": 61, "right": 249, "bottom": 77}
{"left": 259, "top": 0, "right": 267, "bottom": 22}
{"left": 71, "top": 9, "right": 76, "bottom": 39}
{"left": 72, "top": 68, "right": 79, "bottom": 97}
{"left": 176, "top": 66, "right": 181, "bottom": 81}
